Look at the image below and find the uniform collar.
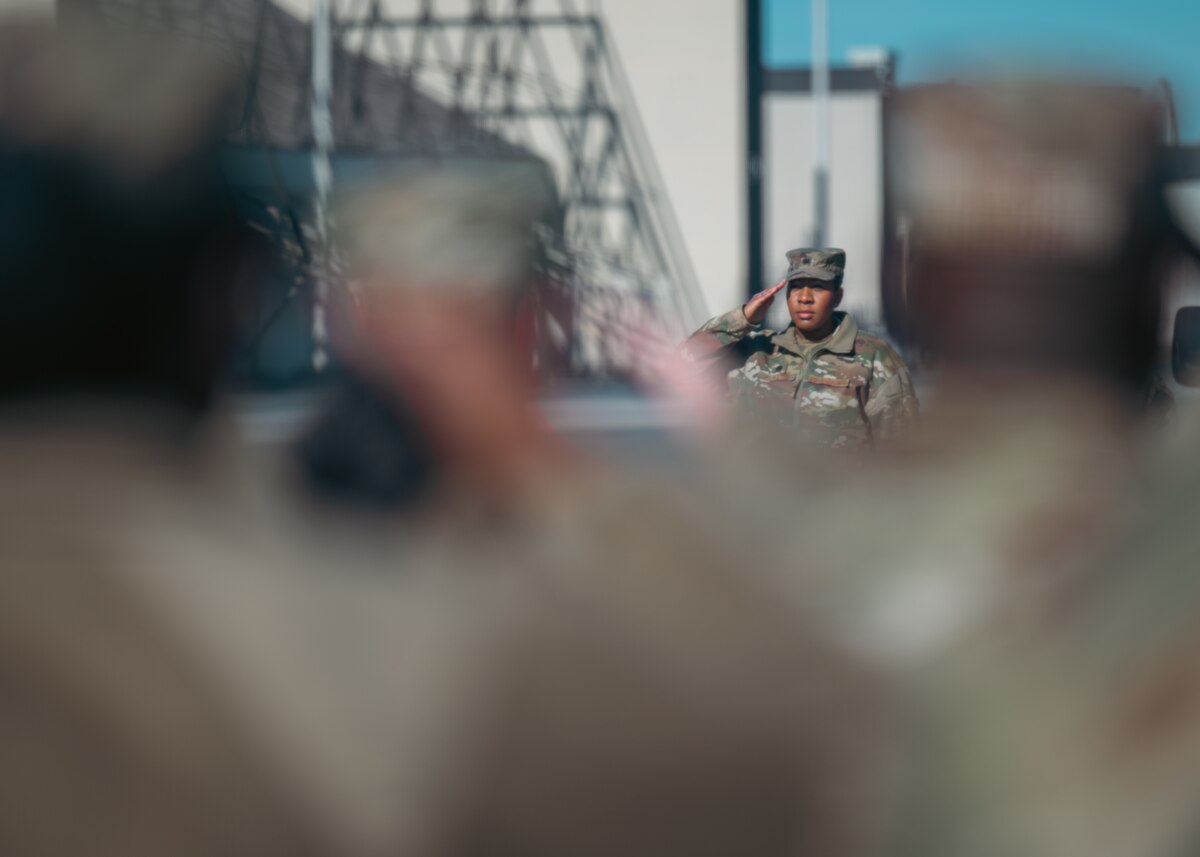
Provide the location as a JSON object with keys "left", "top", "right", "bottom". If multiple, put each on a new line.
{"left": 771, "top": 311, "right": 858, "bottom": 356}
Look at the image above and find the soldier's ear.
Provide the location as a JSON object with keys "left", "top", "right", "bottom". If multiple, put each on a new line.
{"left": 833, "top": 286, "right": 844, "bottom": 308}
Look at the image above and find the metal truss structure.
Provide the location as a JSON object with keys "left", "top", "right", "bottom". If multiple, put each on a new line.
{"left": 84, "top": 0, "right": 704, "bottom": 381}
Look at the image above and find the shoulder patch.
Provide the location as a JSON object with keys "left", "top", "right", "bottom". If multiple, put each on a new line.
{"left": 853, "top": 332, "right": 897, "bottom": 355}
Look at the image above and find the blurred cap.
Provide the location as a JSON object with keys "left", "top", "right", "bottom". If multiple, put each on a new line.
{"left": 892, "top": 82, "right": 1163, "bottom": 261}
{"left": 0, "top": 22, "right": 234, "bottom": 180}
{"left": 885, "top": 79, "right": 1179, "bottom": 384}
{"left": 335, "top": 160, "right": 556, "bottom": 297}
{"left": 785, "top": 248, "right": 845, "bottom": 283}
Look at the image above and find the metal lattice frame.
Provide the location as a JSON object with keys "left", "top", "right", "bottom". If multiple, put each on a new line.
{"left": 85, "top": 0, "right": 704, "bottom": 378}
{"left": 332, "top": 1, "right": 703, "bottom": 318}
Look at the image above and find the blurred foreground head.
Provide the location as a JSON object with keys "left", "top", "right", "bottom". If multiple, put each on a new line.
{"left": 337, "top": 163, "right": 550, "bottom": 302}
{"left": 0, "top": 23, "right": 246, "bottom": 411}
{"left": 330, "top": 163, "right": 563, "bottom": 500}
{"left": 888, "top": 81, "right": 1191, "bottom": 390}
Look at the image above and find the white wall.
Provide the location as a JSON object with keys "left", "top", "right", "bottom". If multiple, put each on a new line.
{"left": 597, "top": 0, "right": 744, "bottom": 319}
{"left": 763, "top": 90, "right": 885, "bottom": 330}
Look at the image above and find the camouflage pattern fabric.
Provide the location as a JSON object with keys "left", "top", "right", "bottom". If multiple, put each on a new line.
{"left": 681, "top": 307, "right": 919, "bottom": 448}
{"left": 785, "top": 248, "right": 845, "bottom": 283}
{"left": 869, "top": 438, "right": 1200, "bottom": 857}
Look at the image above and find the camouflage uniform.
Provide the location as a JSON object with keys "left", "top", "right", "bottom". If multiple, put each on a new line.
{"left": 682, "top": 304, "right": 918, "bottom": 449}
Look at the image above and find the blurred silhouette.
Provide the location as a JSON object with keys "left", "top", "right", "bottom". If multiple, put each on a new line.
{"left": 878, "top": 85, "right": 1200, "bottom": 857}
{"left": 0, "top": 21, "right": 334, "bottom": 857}
{"left": 314, "top": 166, "right": 905, "bottom": 857}
{"left": 323, "top": 162, "right": 577, "bottom": 510}
{"left": 0, "top": 29, "right": 901, "bottom": 856}
{"left": 0, "top": 26, "right": 250, "bottom": 409}
{"left": 732, "top": 79, "right": 1200, "bottom": 857}
{"left": 744, "top": 80, "right": 1194, "bottom": 641}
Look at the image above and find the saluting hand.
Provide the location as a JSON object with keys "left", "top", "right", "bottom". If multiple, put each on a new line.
{"left": 742, "top": 278, "right": 787, "bottom": 326}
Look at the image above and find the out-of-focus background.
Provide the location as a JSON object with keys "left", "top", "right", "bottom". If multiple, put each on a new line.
{"left": 10, "top": 0, "right": 1196, "bottom": 428}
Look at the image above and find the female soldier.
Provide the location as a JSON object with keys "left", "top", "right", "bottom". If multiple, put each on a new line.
{"left": 682, "top": 248, "right": 918, "bottom": 448}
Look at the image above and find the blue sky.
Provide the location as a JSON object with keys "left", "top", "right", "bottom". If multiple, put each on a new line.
{"left": 765, "top": 0, "right": 1200, "bottom": 139}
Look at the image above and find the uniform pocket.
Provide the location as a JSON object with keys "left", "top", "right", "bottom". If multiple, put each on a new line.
{"left": 796, "top": 374, "right": 871, "bottom": 447}
{"left": 805, "top": 376, "right": 854, "bottom": 388}
{"left": 729, "top": 355, "right": 800, "bottom": 424}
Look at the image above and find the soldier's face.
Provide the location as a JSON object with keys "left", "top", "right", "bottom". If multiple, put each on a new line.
{"left": 786, "top": 279, "right": 841, "bottom": 339}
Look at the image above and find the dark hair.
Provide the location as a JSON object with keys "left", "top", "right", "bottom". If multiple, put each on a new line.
{"left": 0, "top": 138, "right": 248, "bottom": 410}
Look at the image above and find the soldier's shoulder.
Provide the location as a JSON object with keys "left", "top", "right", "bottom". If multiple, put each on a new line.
{"left": 851, "top": 329, "right": 912, "bottom": 378}
{"left": 852, "top": 329, "right": 903, "bottom": 358}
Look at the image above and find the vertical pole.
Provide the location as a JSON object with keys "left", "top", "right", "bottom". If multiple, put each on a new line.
{"left": 745, "top": 0, "right": 764, "bottom": 299}
{"left": 811, "top": 0, "right": 830, "bottom": 248}
{"left": 311, "top": 0, "right": 334, "bottom": 372}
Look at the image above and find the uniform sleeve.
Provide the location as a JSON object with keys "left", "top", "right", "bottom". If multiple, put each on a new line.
{"left": 863, "top": 345, "right": 919, "bottom": 441}
{"left": 679, "top": 306, "right": 763, "bottom": 365}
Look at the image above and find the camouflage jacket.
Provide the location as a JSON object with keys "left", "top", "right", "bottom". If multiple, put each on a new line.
{"left": 682, "top": 307, "right": 919, "bottom": 448}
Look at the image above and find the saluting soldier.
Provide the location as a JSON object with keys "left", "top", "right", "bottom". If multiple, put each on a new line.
{"left": 682, "top": 248, "right": 918, "bottom": 448}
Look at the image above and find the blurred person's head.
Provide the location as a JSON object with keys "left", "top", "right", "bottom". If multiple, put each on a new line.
{"left": 0, "top": 23, "right": 253, "bottom": 413}
{"left": 887, "top": 81, "right": 1183, "bottom": 394}
{"left": 333, "top": 162, "right": 563, "bottom": 496}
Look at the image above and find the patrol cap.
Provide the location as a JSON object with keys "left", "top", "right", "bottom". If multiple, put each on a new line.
{"left": 0, "top": 22, "right": 234, "bottom": 182}
{"left": 884, "top": 78, "right": 1176, "bottom": 382}
{"left": 785, "top": 248, "right": 846, "bottom": 284}
{"left": 334, "top": 158, "right": 555, "bottom": 297}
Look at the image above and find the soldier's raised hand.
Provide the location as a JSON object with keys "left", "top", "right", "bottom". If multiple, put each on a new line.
{"left": 743, "top": 278, "right": 788, "bottom": 326}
